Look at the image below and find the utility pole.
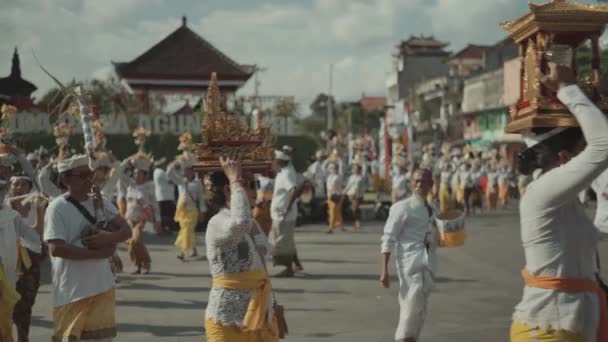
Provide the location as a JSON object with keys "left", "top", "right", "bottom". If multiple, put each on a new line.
{"left": 252, "top": 65, "right": 266, "bottom": 128}
{"left": 327, "top": 63, "right": 334, "bottom": 130}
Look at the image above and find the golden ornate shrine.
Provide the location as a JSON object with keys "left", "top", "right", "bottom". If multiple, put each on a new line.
{"left": 193, "top": 73, "right": 273, "bottom": 173}
{"left": 501, "top": 0, "right": 608, "bottom": 133}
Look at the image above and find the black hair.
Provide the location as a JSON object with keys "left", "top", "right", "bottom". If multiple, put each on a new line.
{"left": 208, "top": 171, "right": 229, "bottom": 208}
{"left": 518, "top": 127, "right": 583, "bottom": 176}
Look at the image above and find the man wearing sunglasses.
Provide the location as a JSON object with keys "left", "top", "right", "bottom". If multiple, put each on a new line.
{"left": 44, "top": 155, "right": 131, "bottom": 341}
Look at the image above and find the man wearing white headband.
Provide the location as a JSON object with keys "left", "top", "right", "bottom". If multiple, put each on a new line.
{"left": 269, "top": 149, "right": 300, "bottom": 277}
{"left": 44, "top": 154, "right": 131, "bottom": 342}
{"left": 306, "top": 149, "right": 328, "bottom": 216}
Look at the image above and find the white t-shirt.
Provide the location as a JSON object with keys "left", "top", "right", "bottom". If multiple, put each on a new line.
{"left": 44, "top": 195, "right": 119, "bottom": 307}
{"left": 271, "top": 168, "right": 297, "bottom": 222}
{"left": 153, "top": 168, "right": 175, "bottom": 202}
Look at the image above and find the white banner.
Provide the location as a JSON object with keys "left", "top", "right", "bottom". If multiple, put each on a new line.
{"left": 9, "top": 113, "right": 202, "bottom": 135}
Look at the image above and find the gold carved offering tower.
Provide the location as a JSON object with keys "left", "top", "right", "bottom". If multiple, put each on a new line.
{"left": 501, "top": 0, "right": 608, "bottom": 133}
{"left": 194, "top": 73, "right": 273, "bottom": 173}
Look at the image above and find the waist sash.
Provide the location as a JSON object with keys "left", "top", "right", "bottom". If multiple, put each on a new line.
{"left": 522, "top": 269, "right": 607, "bottom": 342}
{"left": 212, "top": 269, "right": 275, "bottom": 333}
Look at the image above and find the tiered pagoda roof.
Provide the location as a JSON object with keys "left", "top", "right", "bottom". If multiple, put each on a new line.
{"left": 0, "top": 48, "right": 37, "bottom": 98}
{"left": 113, "top": 16, "right": 253, "bottom": 91}
{"left": 396, "top": 35, "right": 450, "bottom": 56}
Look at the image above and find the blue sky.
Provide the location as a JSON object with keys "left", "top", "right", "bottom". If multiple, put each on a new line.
{"left": 0, "top": 0, "right": 601, "bottom": 111}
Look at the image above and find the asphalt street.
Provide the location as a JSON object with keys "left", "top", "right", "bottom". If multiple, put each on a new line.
{"left": 26, "top": 203, "right": 608, "bottom": 341}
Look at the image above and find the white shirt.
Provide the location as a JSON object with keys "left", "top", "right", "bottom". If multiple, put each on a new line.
{"left": 307, "top": 160, "right": 326, "bottom": 199}
{"left": 459, "top": 171, "right": 472, "bottom": 190}
{"left": 125, "top": 182, "right": 160, "bottom": 223}
{"left": 44, "top": 196, "right": 118, "bottom": 307}
{"left": 381, "top": 194, "right": 438, "bottom": 275}
{"left": 392, "top": 173, "right": 410, "bottom": 199}
{"left": 271, "top": 167, "right": 297, "bottom": 222}
{"left": 326, "top": 173, "right": 343, "bottom": 196}
{"left": 100, "top": 161, "right": 122, "bottom": 200}
{"left": 486, "top": 172, "right": 498, "bottom": 188}
{"left": 166, "top": 163, "right": 207, "bottom": 213}
{"left": 153, "top": 168, "right": 176, "bottom": 202}
{"left": 513, "top": 85, "right": 608, "bottom": 341}
{"left": 440, "top": 171, "right": 452, "bottom": 186}
{"left": 0, "top": 206, "right": 41, "bottom": 287}
{"left": 591, "top": 168, "right": 608, "bottom": 235}
{"left": 344, "top": 174, "right": 366, "bottom": 198}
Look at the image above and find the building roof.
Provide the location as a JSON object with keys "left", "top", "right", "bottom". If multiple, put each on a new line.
{"left": 447, "top": 44, "right": 492, "bottom": 61}
{"left": 0, "top": 48, "right": 37, "bottom": 97}
{"left": 396, "top": 35, "right": 450, "bottom": 57}
{"left": 113, "top": 16, "right": 253, "bottom": 82}
{"left": 360, "top": 96, "right": 386, "bottom": 113}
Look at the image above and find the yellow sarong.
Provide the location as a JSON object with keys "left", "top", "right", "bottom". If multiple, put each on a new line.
{"left": 511, "top": 321, "right": 585, "bottom": 341}
{"left": 439, "top": 185, "right": 451, "bottom": 211}
{"left": 327, "top": 198, "right": 343, "bottom": 229}
{"left": 499, "top": 181, "right": 509, "bottom": 207}
{"left": 456, "top": 188, "right": 465, "bottom": 205}
{"left": 117, "top": 199, "right": 127, "bottom": 218}
{"left": 53, "top": 289, "right": 116, "bottom": 341}
{"left": 0, "top": 264, "right": 20, "bottom": 342}
{"left": 174, "top": 197, "right": 199, "bottom": 253}
{"left": 206, "top": 269, "right": 278, "bottom": 342}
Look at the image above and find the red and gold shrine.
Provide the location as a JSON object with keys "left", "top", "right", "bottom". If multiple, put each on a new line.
{"left": 501, "top": 0, "right": 608, "bottom": 133}
{"left": 193, "top": 73, "right": 273, "bottom": 174}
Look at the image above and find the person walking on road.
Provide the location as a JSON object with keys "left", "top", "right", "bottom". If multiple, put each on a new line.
{"left": 380, "top": 168, "right": 439, "bottom": 342}
{"left": 511, "top": 63, "right": 608, "bottom": 341}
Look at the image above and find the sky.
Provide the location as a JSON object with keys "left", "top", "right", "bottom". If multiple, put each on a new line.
{"left": 0, "top": 0, "right": 601, "bottom": 112}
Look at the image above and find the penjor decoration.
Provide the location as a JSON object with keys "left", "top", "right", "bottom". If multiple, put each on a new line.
{"left": 501, "top": 0, "right": 608, "bottom": 133}
{"left": 194, "top": 73, "right": 273, "bottom": 173}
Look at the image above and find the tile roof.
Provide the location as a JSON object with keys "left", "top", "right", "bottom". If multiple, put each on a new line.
{"left": 113, "top": 18, "right": 253, "bottom": 81}
{"left": 360, "top": 96, "right": 386, "bottom": 113}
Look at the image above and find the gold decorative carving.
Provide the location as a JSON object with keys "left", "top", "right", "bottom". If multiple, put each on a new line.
{"left": 194, "top": 73, "right": 273, "bottom": 173}
{"left": 502, "top": 0, "right": 608, "bottom": 133}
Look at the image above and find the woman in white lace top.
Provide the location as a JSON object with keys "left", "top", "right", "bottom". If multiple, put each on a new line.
{"left": 204, "top": 156, "right": 278, "bottom": 341}
{"left": 511, "top": 64, "right": 608, "bottom": 341}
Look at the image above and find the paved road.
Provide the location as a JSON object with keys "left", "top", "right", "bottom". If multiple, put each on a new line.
{"left": 27, "top": 204, "right": 608, "bottom": 341}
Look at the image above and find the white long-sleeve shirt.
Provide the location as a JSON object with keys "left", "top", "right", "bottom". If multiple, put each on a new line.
{"left": 205, "top": 187, "right": 273, "bottom": 326}
{"left": 0, "top": 206, "right": 41, "bottom": 287}
{"left": 513, "top": 85, "right": 608, "bottom": 341}
{"left": 381, "top": 194, "right": 438, "bottom": 275}
{"left": 153, "top": 168, "right": 176, "bottom": 202}
{"left": 326, "top": 173, "right": 343, "bottom": 196}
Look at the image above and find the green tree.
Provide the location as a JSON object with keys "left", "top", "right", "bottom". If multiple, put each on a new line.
{"left": 271, "top": 97, "right": 298, "bottom": 134}
{"left": 299, "top": 93, "right": 335, "bottom": 137}
{"left": 576, "top": 45, "right": 608, "bottom": 81}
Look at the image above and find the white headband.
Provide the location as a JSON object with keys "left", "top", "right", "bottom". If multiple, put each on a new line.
{"left": 274, "top": 150, "right": 291, "bottom": 161}
{"left": 58, "top": 155, "right": 91, "bottom": 173}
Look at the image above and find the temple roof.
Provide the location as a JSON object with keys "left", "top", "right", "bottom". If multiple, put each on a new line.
{"left": 0, "top": 48, "right": 37, "bottom": 97}
{"left": 396, "top": 35, "right": 450, "bottom": 56}
{"left": 113, "top": 16, "right": 253, "bottom": 82}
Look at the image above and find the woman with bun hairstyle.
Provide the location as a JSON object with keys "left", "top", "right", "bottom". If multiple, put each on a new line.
{"left": 511, "top": 63, "right": 608, "bottom": 341}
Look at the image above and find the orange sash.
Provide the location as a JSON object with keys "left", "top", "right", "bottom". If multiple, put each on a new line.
{"left": 522, "top": 269, "right": 608, "bottom": 342}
